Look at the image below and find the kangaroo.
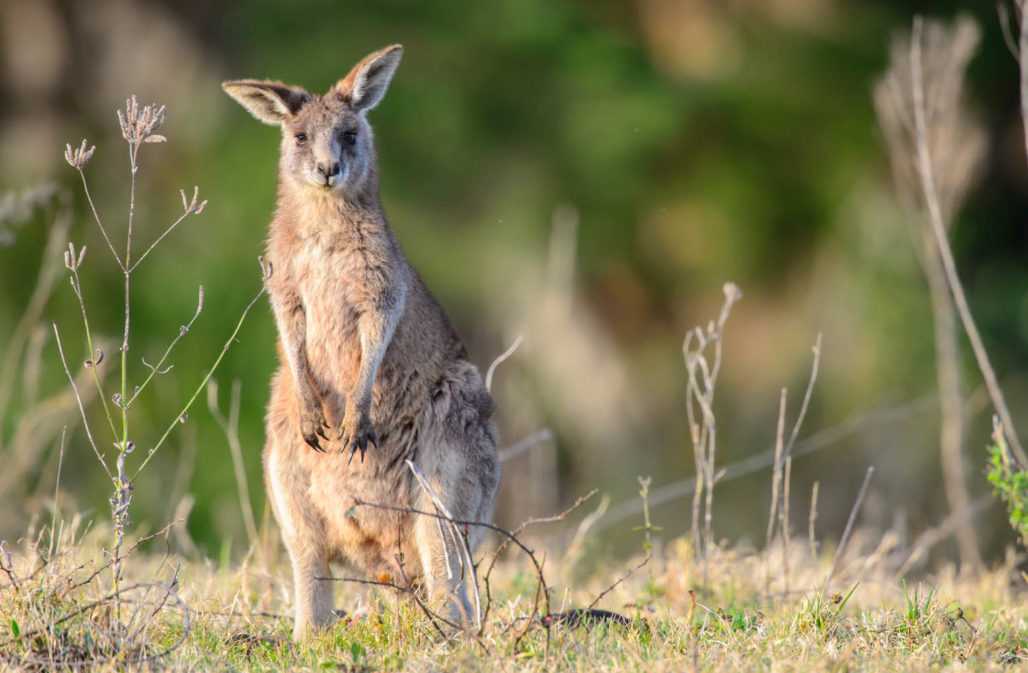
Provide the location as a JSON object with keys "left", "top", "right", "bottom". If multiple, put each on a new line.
{"left": 222, "top": 45, "right": 500, "bottom": 640}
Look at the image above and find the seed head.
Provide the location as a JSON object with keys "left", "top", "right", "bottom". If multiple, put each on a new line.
{"left": 64, "top": 139, "right": 96, "bottom": 170}
{"left": 117, "top": 95, "right": 167, "bottom": 147}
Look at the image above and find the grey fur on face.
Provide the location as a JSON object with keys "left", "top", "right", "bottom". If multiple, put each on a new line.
{"left": 279, "top": 96, "right": 371, "bottom": 193}
{"left": 222, "top": 44, "right": 401, "bottom": 196}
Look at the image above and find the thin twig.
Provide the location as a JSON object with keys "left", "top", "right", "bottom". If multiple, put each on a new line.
{"left": 822, "top": 466, "right": 874, "bottom": 595}
{"left": 127, "top": 286, "right": 205, "bottom": 407}
{"left": 76, "top": 169, "right": 124, "bottom": 270}
{"left": 134, "top": 284, "right": 266, "bottom": 478}
{"left": 327, "top": 575, "right": 454, "bottom": 638}
{"left": 511, "top": 489, "right": 598, "bottom": 538}
{"left": 784, "top": 333, "right": 822, "bottom": 457}
{"left": 911, "top": 16, "right": 1026, "bottom": 466}
{"left": 485, "top": 335, "right": 523, "bottom": 392}
{"left": 498, "top": 428, "right": 553, "bottom": 463}
{"left": 57, "top": 521, "right": 179, "bottom": 599}
{"left": 875, "top": 16, "right": 985, "bottom": 571}
{"left": 682, "top": 282, "right": 741, "bottom": 584}
{"left": 765, "top": 388, "right": 786, "bottom": 599}
{"left": 689, "top": 589, "right": 699, "bottom": 673}
{"left": 480, "top": 490, "right": 596, "bottom": 633}
{"left": 129, "top": 209, "right": 198, "bottom": 273}
{"left": 808, "top": 481, "right": 820, "bottom": 560}
{"left": 68, "top": 264, "right": 118, "bottom": 438}
{"left": 207, "top": 379, "right": 259, "bottom": 551}
{"left": 51, "top": 323, "right": 113, "bottom": 480}
{"left": 0, "top": 542, "right": 18, "bottom": 592}
{"left": 781, "top": 456, "right": 792, "bottom": 596}
{"left": 48, "top": 427, "right": 68, "bottom": 560}
{"left": 586, "top": 554, "right": 650, "bottom": 611}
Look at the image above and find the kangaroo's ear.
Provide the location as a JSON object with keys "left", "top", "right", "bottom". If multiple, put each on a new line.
{"left": 221, "top": 80, "right": 311, "bottom": 125}
{"left": 336, "top": 44, "right": 403, "bottom": 112}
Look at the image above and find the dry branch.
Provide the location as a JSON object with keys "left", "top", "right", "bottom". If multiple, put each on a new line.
{"left": 207, "top": 379, "right": 259, "bottom": 551}
{"left": 823, "top": 466, "right": 874, "bottom": 594}
{"left": 683, "top": 282, "right": 741, "bottom": 584}
{"left": 874, "top": 13, "right": 986, "bottom": 570}
{"left": 906, "top": 16, "right": 1025, "bottom": 466}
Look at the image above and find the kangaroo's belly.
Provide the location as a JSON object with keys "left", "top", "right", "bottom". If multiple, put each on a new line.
{"left": 264, "top": 355, "right": 498, "bottom": 582}
{"left": 265, "top": 365, "right": 421, "bottom": 578}
{"left": 308, "top": 453, "right": 420, "bottom": 578}
{"left": 300, "top": 274, "right": 360, "bottom": 392}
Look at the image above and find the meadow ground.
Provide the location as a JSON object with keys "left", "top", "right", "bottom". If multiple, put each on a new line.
{"left": 1, "top": 513, "right": 1025, "bottom": 672}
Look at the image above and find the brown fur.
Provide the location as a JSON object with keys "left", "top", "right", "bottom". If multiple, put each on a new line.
{"left": 223, "top": 45, "right": 500, "bottom": 639}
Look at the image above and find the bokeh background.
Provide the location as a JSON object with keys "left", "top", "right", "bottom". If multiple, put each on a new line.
{"left": 1, "top": 0, "right": 1026, "bottom": 568}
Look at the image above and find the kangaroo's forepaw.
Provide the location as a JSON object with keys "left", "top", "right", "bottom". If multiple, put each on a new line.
{"left": 300, "top": 404, "right": 332, "bottom": 453}
{"left": 300, "top": 419, "right": 330, "bottom": 453}
{"left": 339, "top": 411, "right": 377, "bottom": 463}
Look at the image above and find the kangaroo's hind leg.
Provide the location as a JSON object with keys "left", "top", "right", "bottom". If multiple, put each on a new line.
{"left": 412, "top": 366, "right": 500, "bottom": 626}
{"left": 265, "top": 415, "right": 335, "bottom": 640}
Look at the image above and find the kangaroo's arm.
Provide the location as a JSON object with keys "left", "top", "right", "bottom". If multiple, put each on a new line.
{"left": 339, "top": 273, "right": 407, "bottom": 461}
{"left": 271, "top": 284, "right": 329, "bottom": 451}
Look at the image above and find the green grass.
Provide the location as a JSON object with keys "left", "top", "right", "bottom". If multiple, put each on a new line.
{"left": 1, "top": 522, "right": 1025, "bottom": 672}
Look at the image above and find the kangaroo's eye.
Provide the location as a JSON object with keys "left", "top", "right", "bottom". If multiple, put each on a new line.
{"left": 294, "top": 132, "right": 308, "bottom": 144}
{"left": 342, "top": 130, "right": 357, "bottom": 146}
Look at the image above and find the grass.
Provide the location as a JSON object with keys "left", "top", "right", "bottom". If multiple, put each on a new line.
{"left": 1, "top": 518, "right": 1024, "bottom": 672}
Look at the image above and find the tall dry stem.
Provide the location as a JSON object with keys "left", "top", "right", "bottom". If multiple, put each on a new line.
{"left": 874, "top": 14, "right": 1002, "bottom": 569}
{"left": 765, "top": 334, "right": 820, "bottom": 599}
{"left": 823, "top": 466, "right": 874, "bottom": 595}
{"left": 808, "top": 480, "right": 820, "bottom": 560}
{"left": 683, "top": 282, "right": 741, "bottom": 584}
{"left": 907, "top": 18, "right": 1027, "bottom": 468}
{"left": 207, "top": 379, "right": 259, "bottom": 552}
{"left": 765, "top": 388, "right": 786, "bottom": 599}
{"left": 781, "top": 455, "right": 792, "bottom": 595}
{"left": 56, "top": 95, "right": 262, "bottom": 639}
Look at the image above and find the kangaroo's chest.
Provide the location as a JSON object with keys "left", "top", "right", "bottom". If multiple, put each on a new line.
{"left": 291, "top": 243, "right": 368, "bottom": 383}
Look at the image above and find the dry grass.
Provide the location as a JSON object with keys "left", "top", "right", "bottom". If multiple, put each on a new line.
{"left": 0, "top": 518, "right": 1025, "bottom": 672}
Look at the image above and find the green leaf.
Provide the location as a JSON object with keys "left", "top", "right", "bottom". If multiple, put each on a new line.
{"left": 986, "top": 440, "right": 1028, "bottom": 546}
{"left": 9, "top": 619, "right": 19, "bottom": 638}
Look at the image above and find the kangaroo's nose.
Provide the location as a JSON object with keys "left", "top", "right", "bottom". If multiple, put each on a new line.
{"left": 317, "top": 162, "right": 341, "bottom": 179}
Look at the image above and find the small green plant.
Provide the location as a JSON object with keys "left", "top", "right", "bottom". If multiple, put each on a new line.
{"left": 901, "top": 582, "right": 937, "bottom": 627}
{"left": 714, "top": 607, "right": 759, "bottom": 634}
{"left": 633, "top": 476, "right": 662, "bottom": 556}
{"left": 986, "top": 419, "right": 1028, "bottom": 547}
{"left": 633, "top": 476, "right": 662, "bottom": 606}
{"left": 799, "top": 583, "right": 858, "bottom": 637}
